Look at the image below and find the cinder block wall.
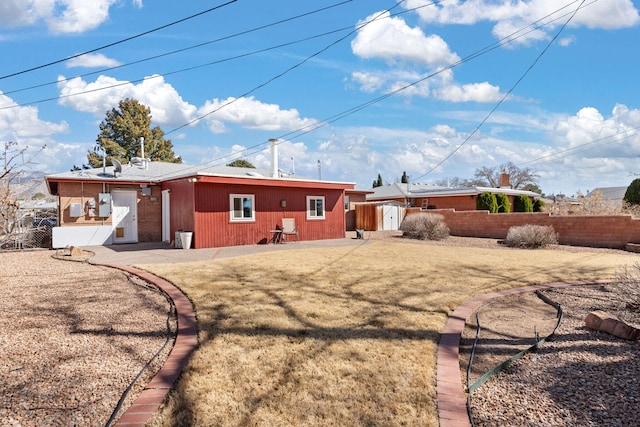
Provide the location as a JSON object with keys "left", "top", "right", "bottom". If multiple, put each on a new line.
{"left": 406, "top": 208, "right": 640, "bottom": 248}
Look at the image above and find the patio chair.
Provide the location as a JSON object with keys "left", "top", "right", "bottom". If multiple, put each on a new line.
{"left": 281, "top": 218, "right": 299, "bottom": 241}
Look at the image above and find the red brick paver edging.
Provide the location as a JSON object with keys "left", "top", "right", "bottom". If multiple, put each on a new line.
{"left": 436, "top": 280, "right": 611, "bottom": 427}
{"left": 108, "top": 266, "right": 198, "bottom": 427}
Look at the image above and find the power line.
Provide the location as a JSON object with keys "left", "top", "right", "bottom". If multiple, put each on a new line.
{"left": 522, "top": 126, "right": 640, "bottom": 168}
{"left": 2, "top": 0, "right": 355, "bottom": 97}
{"left": 147, "top": 0, "right": 598, "bottom": 179}
{"left": 410, "top": 0, "right": 589, "bottom": 183}
{"left": 0, "top": 0, "right": 238, "bottom": 81}
{"left": 0, "top": 0, "right": 448, "bottom": 112}
{"left": 165, "top": 0, "right": 409, "bottom": 135}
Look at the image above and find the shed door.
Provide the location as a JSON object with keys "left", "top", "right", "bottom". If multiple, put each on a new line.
{"left": 383, "top": 205, "right": 400, "bottom": 230}
{"left": 112, "top": 190, "right": 138, "bottom": 243}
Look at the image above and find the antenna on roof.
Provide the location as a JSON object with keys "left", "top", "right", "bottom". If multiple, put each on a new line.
{"left": 111, "top": 158, "right": 122, "bottom": 178}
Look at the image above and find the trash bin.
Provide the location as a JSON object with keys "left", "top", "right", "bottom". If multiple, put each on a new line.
{"left": 180, "top": 231, "right": 193, "bottom": 249}
{"left": 174, "top": 231, "right": 182, "bottom": 249}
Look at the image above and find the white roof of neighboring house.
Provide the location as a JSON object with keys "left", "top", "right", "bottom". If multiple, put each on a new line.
{"left": 367, "top": 182, "right": 539, "bottom": 201}
{"left": 588, "top": 186, "right": 627, "bottom": 200}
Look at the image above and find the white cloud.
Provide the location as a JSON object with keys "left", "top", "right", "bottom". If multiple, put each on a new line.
{"left": 0, "top": 93, "right": 68, "bottom": 138}
{"left": 405, "top": 0, "right": 639, "bottom": 45}
{"left": 196, "top": 96, "right": 317, "bottom": 134}
{"left": 66, "top": 53, "right": 121, "bottom": 68}
{"left": 553, "top": 104, "right": 640, "bottom": 158}
{"left": 0, "top": 93, "right": 72, "bottom": 173}
{"left": 56, "top": 74, "right": 197, "bottom": 126}
{"left": 434, "top": 82, "right": 505, "bottom": 103}
{"left": 0, "top": 0, "right": 143, "bottom": 33}
{"left": 350, "top": 72, "right": 385, "bottom": 93}
{"left": 352, "top": 11, "right": 460, "bottom": 66}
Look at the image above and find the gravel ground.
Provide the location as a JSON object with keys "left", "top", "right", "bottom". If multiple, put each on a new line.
{"left": 466, "top": 283, "right": 640, "bottom": 426}
{"left": 0, "top": 250, "right": 176, "bottom": 427}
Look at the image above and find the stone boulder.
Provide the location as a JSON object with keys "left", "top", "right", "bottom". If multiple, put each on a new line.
{"left": 585, "top": 310, "right": 640, "bottom": 341}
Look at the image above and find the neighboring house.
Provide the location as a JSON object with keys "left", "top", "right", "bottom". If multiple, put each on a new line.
{"left": 46, "top": 147, "right": 354, "bottom": 249}
{"left": 588, "top": 186, "right": 628, "bottom": 208}
{"left": 367, "top": 175, "right": 539, "bottom": 211}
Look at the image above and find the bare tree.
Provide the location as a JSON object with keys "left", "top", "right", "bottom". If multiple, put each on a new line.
{"left": 473, "top": 162, "right": 539, "bottom": 189}
{"left": 1, "top": 142, "right": 45, "bottom": 248}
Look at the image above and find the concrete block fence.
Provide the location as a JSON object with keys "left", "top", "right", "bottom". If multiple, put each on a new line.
{"left": 406, "top": 208, "right": 640, "bottom": 249}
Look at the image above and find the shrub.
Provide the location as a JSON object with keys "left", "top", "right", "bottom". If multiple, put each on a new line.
{"left": 496, "top": 193, "right": 510, "bottom": 213}
{"left": 533, "top": 198, "right": 545, "bottom": 212}
{"left": 513, "top": 195, "right": 534, "bottom": 212}
{"left": 400, "top": 212, "right": 449, "bottom": 241}
{"left": 476, "top": 192, "right": 498, "bottom": 213}
{"left": 504, "top": 225, "right": 558, "bottom": 248}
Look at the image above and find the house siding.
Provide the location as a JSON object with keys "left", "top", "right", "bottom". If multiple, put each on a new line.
{"left": 191, "top": 183, "right": 346, "bottom": 248}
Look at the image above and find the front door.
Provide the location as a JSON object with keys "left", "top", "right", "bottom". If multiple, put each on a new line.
{"left": 111, "top": 190, "right": 138, "bottom": 243}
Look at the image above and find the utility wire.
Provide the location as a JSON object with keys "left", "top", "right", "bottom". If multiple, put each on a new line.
{"left": 522, "top": 125, "right": 640, "bottom": 168}
{"left": 2, "top": 0, "right": 354, "bottom": 97}
{"left": 184, "top": 0, "right": 596, "bottom": 170}
{"left": 410, "top": 0, "right": 588, "bottom": 183}
{"left": 0, "top": 0, "right": 238, "bottom": 81}
{"left": 135, "top": 0, "right": 597, "bottom": 181}
{"left": 165, "top": 0, "right": 409, "bottom": 135}
{"left": 0, "top": 27, "right": 353, "bottom": 112}
{"left": 0, "top": 0, "right": 425, "bottom": 112}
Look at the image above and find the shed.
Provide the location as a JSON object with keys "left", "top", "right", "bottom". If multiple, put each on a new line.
{"left": 355, "top": 201, "right": 406, "bottom": 231}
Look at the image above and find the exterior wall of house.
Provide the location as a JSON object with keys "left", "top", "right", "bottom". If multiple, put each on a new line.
{"left": 188, "top": 182, "right": 346, "bottom": 248}
{"left": 345, "top": 191, "right": 369, "bottom": 231}
{"left": 423, "top": 195, "right": 477, "bottom": 211}
{"left": 56, "top": 181, "right": 162, "bottom": 242}
{"left": 406, "top": 208, "right": 640, "bottom": 248}
{"left": 163, "top": 179, "right": 196, "bottom": 241}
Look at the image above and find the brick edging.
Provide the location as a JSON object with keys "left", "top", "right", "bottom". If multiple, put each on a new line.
{"left": 436, "top": 280, "right": 611, "bottom": 427}
{"left": 106, "top": 265, "right": 198, "bottom": 427}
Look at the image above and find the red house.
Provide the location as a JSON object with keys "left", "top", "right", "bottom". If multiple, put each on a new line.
{"left": 46, "top": 152, "right": 354, "bottom": 249}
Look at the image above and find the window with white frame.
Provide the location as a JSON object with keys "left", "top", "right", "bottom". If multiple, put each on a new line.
{"left": 230, "top": 194, "right": 255, "bottom": 221}
{"left": 307, "top": 196, "right": 325, "bottom": 219}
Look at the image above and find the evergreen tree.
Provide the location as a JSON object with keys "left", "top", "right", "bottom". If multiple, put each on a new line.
{"left": 401, "top": 171, "right": 408, "bottom": 184}
{"left": 496, "top": 193, "right": 511, "bottom": 213}
{"left": 86, "top": 98, "right": 181, "bottom": 168}
{"left": 514, "top": 195, "right": 534, "bottom": 212}
{"left": 227, "top": 159, "right": 256, "bottom": 168}
{"left": 624, "top": 178, "right": 640, "bottom": 205}
{"left": 476, "top": 192, "right": 498, "bottom": 213}
{"left": 373, "top": 173, "right": 383, "bottom": 188}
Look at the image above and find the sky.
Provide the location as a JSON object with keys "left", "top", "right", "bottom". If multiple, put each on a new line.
{"left": 1, "top": 0, "right": 640, "bottom": 196}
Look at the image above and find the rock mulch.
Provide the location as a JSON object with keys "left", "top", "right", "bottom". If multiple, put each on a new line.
{"left": 466, "top": 283, "right": 640, "bottom": 426}
{"left": 0, "top": 251, "right": 176, "bottom": 426}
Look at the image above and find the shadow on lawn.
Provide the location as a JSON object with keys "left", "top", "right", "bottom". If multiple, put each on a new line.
{"left": 150, "top": 245, "right": 628, "bottom": 426}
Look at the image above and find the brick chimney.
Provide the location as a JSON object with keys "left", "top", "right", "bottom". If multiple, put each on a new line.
{"left": 499, "top": 173, "right": 511, "bottom": 188}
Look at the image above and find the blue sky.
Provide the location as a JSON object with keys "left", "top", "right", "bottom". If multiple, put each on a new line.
{"left": 1, "top": 0, "right": 640, "bottom": 196}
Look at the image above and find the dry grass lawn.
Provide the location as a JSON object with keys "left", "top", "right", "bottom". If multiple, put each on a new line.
{"left": 142, "top": 239, "right": 636, "bottom": 427}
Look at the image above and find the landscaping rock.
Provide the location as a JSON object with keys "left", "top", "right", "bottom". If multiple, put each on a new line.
{"left": 585, "top": 310, "right": 640, "bottom": 340}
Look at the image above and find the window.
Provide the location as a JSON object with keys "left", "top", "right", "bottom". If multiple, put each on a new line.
{"left": 230, "top": 194, "right": 255, "bottom": 221}
{"left": 307, "top": 196, "right": 325, "bottom": 219}
{"left": 344, "top": 195, "right": 350, "bottom": 211}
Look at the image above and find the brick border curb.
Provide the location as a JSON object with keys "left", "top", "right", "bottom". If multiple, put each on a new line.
{"left": 436, "top": 279, "right": 611, "bottom": 427}
{"left": 106, "top": 265, "right": 198, "bottom": 427}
